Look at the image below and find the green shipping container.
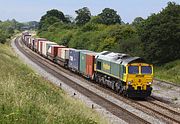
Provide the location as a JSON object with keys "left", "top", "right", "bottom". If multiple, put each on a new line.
{"left": 80, "top": 51, "right": 91, "bottom": 74}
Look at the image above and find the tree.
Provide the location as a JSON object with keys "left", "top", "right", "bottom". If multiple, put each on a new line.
{"left": 132, "top": 17, "right": 144, "bottom": 26}
{"left": 75, "top": 7, "right": 91, "bottom": 25}
{"left": 0, "top": 30, "right": 7, "bottom": 44}
{"left": 137, "top": 2, "right": 180, "bottom": 64}
{"left": 42, "top": 9, "right": 67, "bottom": 22}
{"left": 65, "top": 15, "right": 74, "bottom": 23}
{"left": 39, "top": 9, "right": 67, "bottom": 31}
{"left": 98, "top": 8, "right": 121, "bottom": 25}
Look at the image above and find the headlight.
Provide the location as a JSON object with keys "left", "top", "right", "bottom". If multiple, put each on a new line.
{"left": 128, "top": 81, "right": 132, "bottom": 85}
{"left": 147, "top": 82, "right": 152, "bottom": 85}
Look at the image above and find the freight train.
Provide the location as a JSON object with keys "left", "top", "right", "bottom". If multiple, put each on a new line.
{"left": 22, "top": 32, "right": 153, "bottom": 98}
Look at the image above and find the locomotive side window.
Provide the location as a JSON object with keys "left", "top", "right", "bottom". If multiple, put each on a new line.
{"left": 128, "top": 66, "right": 139, "bottom": 74}
{"left": 97, "top": 61, "right": 102, "bottom": 70}
{"left": 141, "top": 66, "right": 152, "bottom": 74}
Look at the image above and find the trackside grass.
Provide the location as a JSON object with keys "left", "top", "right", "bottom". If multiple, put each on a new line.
{"left": 155, "top": 60, "right": 180, "bottom": 84}
{"left": 0, "top": 43, "right": 106, "bottom": 124}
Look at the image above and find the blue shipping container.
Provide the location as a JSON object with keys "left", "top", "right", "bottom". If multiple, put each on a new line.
{"left": 69, "top": 49, "right": 87, "bottom": 72}
{"left": 69, "top": 49, "right": 80, "bottom": 71}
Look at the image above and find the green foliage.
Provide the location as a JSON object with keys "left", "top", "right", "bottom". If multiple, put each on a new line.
{"left": 97, "top": 8, "right": 121, "bottom": 25}
{"left": 0, "top": 44, "right": 106, "bottom": 124}
{"left": 65, "top": 15, "right": 74, "bottom": 23}
{"left": 132, "top": 17, "right": 144, "bottom": 27}
{"left": 38, "top": 2, "right": 180, "bottom": 66}
{"left": 75, "top": 7, "right": 91, "bottom": 26}
{"left": 0, "top": 19, "right": 20, "bottom": 44}
{"left": 137, "top": 2, "right": 180, "bottom": 64}
{"left": 0, "top": 30, "right": 7, "bottom": 44}
{"left": 39, "top": 9, "right": 67, "bottom": 31}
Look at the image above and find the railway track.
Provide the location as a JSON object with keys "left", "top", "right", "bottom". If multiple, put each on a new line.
{"left": 135, "top": 98, "right": 180, "bottom": 123}
{"left": 15, "top": 36, "right": 180, "bottom": 124}
{"left": 91, "top": 82, "right": 180, "bottom": 123}
{"left": 14, "top": 36, "right": 151, "bottom": 124}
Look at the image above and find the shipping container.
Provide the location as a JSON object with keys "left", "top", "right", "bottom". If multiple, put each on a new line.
{"left": 30, "top": 37, "right": 35, "bottom": 50}
{"left": 38, "top": 40, "right": 47, "bottom": 54}
{"left": 24, "top": 35, "right": 31, "bottom": 46}
{"left": 69, "top": 49, "right": 87, "bottom": 72}
{"left": 42, "top": 41, "right": 57, "bottom": 57}
{"left": 86, "top": 52, "right": 97, "bottom": 79}
{"left": 22, "top": 32, "right": 29, "bottom": 41}
{"left": 34, "top": 38, "right": 46, "bottom": 52}
{"left": 79, "top": 51, "right": 97, "bottom": 79}
{"left": 56, "top": 47, "right": 70, "bottom": 67}
{"left": 57, "top": 48, "right": 70, "bottom": 60}
{"left": 79, "top": 51, "right": 91, "bottom": 75}
{"left": 47, "top": 45, "right": 65, "bottom": 61}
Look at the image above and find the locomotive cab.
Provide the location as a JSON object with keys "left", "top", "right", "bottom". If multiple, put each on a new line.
{"left": 125, "top": 63, "right": 153, "bottom": 98}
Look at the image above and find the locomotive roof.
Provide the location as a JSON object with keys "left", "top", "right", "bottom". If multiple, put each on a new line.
{"left": 96, "top": 51, "right": 145, "bottom": 65}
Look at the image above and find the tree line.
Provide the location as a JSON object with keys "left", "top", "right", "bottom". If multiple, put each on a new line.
{"left": 38, "top": 2, "right": 180, "bottom": 65}
{"left": 0, "top": 19, "right": 39, "bottom": 44}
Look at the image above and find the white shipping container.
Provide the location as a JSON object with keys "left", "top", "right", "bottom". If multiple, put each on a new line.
{"left": 61, "top": 48, "right": 70, "bottom": 59}
{"left": 42, "top": 41, "right": 57, "bottom": 56}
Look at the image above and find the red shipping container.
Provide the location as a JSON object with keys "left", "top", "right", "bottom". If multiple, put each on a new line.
{"left": 86, "top": 52, "right": 97, "bottom": 79}
{"left": 51, "top": 45, "right": 65, "bottom": 57}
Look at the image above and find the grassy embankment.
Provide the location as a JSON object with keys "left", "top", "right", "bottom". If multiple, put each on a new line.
{"left": 155, "top": 60, "right": 180, "bottom": 84}
{"left": 0, "top": 41, "right": 106, "bottom": 123}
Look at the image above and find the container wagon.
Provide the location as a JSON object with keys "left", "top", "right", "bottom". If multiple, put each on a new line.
{"left": 34, "top": 38, "right": 47, "bottom": 52}
{"left": 47, "top": 45, "right": 65, "bottom": 61}
{"left": 42, "top": 41, "right": 57, "bottom": 57}
{"left": 56, "top": 47, "right": 70, "bottom": 67}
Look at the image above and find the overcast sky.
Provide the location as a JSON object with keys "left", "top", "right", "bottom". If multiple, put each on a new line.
{"left": 0, "top": 0, "right": 179, "bottom": 23}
